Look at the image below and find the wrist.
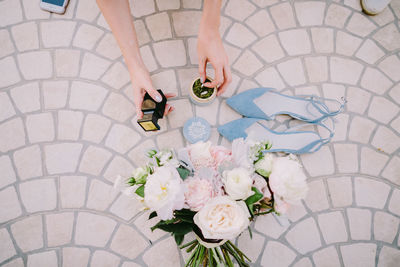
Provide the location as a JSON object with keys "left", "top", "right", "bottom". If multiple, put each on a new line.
{"left": 200, "top": 0, "right": 221, "bottom": 33}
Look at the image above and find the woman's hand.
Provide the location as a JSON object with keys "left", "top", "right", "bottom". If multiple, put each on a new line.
{"left": 131, "top": 62, "right": 175, "bottom": 119}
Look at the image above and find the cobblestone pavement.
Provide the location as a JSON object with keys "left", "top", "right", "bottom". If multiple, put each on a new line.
{"left": 0, "top": 0, "right": 400, "bottom": 266}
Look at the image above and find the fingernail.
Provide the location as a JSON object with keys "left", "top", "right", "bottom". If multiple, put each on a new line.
{"left": 155, "top": 95, "right": 162, "bottom": 102}
{"left": 200, "top": 77, "right": 204, "bottom": 83}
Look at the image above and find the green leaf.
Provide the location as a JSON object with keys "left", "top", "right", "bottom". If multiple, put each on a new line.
{"left": 155, "top": 222, "right": 193, "bottom": 235}
{"left": 147, "top": 149, "right": 157, "bottom": 158}
{"left": 135, "top": 184, "right": 145, "bottom": 198}
{"left": 128, "top": 177, "right": 136, "bottom": 186}
{"left": 177, "top": 167, "right": 190, "bottom": 180}
{"left": 148, "top": 211, "right": 157, "bottom": 220}
{"left": 135, "top": 174, "right": 148, "bottom": 184}
{"left": 245, "top": 187, "right": 264, "bottom": 206}
{"left": 174, "top": 234, "right": 184, "bottom": 245}
{"left": 247, "top": 226, "right": 253, "bottom": 239}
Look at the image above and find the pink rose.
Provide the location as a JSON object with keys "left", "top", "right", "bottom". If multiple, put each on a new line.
{"left": 210, "top": 146, "right": 232, "bottom": 166}
{"left": 184, "top": 177, "right": 214, "bottom": 211}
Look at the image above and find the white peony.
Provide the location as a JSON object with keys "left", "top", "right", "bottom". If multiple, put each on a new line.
{"left": 188, "top": 141, "right": 214, "bottom": 169}
{"left": 193, "top": 196, "right": 250, "bottom": 240}
{"left": 222, "top": 167, "right": 254, "bottom": 200}
{"left": 254, "top": 153, "right": 275, "bottom": 177}
{"left": 144, "top": 166, "right": 185, "bottom": 220}
{"left": 269, "top": 156, "right": 308, "bottom": 204}
{"left": 184, "top": 177, "right": 214, "bottom": 211}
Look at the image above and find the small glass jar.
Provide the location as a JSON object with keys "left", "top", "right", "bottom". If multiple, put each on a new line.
{"left": 189, "top": 77, "right": 217, "bottom": 106}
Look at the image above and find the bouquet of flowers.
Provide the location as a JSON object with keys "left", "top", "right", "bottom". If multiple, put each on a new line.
{"left": 114, "top": 139, "right": 309, "bottom": 267}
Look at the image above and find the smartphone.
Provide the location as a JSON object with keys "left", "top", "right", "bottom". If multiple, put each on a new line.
{"left": 40, "top": 0, "right": 69, "bottom": 14}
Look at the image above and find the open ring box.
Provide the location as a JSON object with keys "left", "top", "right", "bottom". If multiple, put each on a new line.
{"left": 137, "top": 89, "right": 167, "bottom": 132}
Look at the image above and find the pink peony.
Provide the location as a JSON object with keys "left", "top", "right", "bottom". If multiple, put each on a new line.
{"left": 210, "top": 146, "right": 232, "bottom": 166}
{"left": 184, "top": 177, "right": 214, "bottom": 211}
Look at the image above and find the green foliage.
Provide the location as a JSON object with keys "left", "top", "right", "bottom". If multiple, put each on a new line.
{"left": 135, "top": 184, "right": 145, "bottom": 198}
{"left": 245, "top": 187, "right": 264, "bottom": 217}
{"left": 147, "top": 149, "right": 157, "bottom": 158}
{"left": 177, "top": 167, "right": 190, "bottom": 180}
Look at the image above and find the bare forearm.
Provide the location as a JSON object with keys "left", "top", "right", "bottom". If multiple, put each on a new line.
{"left": 96, "top": 0, "right": 143, "bottom": 72}
{"left": 200, "top": 0, "right": 222, "bottom": 33}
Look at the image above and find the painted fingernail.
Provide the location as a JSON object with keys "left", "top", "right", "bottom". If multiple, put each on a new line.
{"left": 155, "top": 95, "right": 162, "bottom": 102}
{"left": 200, "top": 77, "right": 205, "bottom": 83}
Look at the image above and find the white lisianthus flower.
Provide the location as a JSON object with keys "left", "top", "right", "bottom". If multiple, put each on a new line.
{"left": 144, "top": 166, "right": 185, "bottom": 220}
{"left": 113, "top": 175, "right": 137, "bottom": 197}
{"left": 193, "top": 196, "right": 250, "bottom": 240}
{"left": 188, "top": 141, "right": 214, "bottom": 169}
{"left": 269, "top": 156, "right": 308, "bottom": 204}
{"left": 222, "top": 167, "right": 254, "bottom": 200}
{"left": 132, "top": 166, "right": 149, "bottom": 182}
{"left": 254, "top": 153, "right": 275, "bottom": 177}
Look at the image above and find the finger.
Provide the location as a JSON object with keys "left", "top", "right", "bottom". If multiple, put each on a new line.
{"left": 164, "top": 104, "right": 173, "bottom": 116}
{"left": 205, "top": 64, "right": 223, "bottom": 88}
{"left": 217, "top": 64, "right": 232, "bottom": 96}
{"left": 146, "top": 87, "right": 163, "bottom": 103}
{"left": 198, "top": 56, "right": 207, "bottom": 83}
{"left": 165, "top": 93, "right": 177, "bottom": 99}
{"left": 133, "top": 88, "right": 144, "bottom": 119}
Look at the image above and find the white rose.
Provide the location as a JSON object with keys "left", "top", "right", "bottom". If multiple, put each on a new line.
{"left": 188, "top": 141, "right": 214, "bottom": 169}
{"left": 254, "top": 153, "right": 275, "bottom": 177}
{"left": 269, "top": 156, "right": 308, "bottom": 204}
{"left": 222, "top": 167, "right": 254, "bottom": 200}
{"left": 193, "top": 196, "right": 250, "bottom": 240}
{"left": 144, "top": 166, "right": 185, "bottom": 220}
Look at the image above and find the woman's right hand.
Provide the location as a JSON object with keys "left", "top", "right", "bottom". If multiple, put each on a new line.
{"left": 131, "top": 62, "right": 175, "bottom": 119}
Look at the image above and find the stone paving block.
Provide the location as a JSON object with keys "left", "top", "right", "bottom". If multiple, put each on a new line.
{"left": 254, "top": 213, "right": 288, "bottom": 239}
{"left": 143, "top": 237, "right": 180, "bottom": 267}
{"left": 374, "top": 211, "right": 399, "bottom": 243}
{"left": 293, "top": 258, "right": 312, "bottom": 267}
{"left": 355, "top": 177, "right": 390, "bottom": 209}
{"left": 11, "top": 215, "right": 43, "bottom": 252}
{"left": 348, "top": 116, "right": 376, "bottom": 144}
{"left": 96, "top": 33, "right": 122, "bottom": 60}
{"left": 145, "top": 12, "right": 172, "bottom": 41}
{"left": 82, "top": 114, "right": 111, "bottom": 144}
{"left": 318, "top": 211, "right": 348, "bottom": 244}
{"left": 140, "top": 45, "right": 158, "bottom": 72}
{"left": 13, "top": 145, "right": 42, "bottom": 180}
{"left": 252, "top": 34, "right": 285, "bottom": 63}
{"left": 55, "top": 49, "right": 81, "bottom": 77}
{"left": 196, "top": 98, "right": 219, "bottom": 125}
{"left": 0, "top": 56, "right": 20, "bottom": 88}
{"left": 261, "top": 241, "right": 296, "bottom": 267}
{"left": 391, "top": 116, "right": 400, "bottom": 134}
{"left": 2, "top": 258, "right": 23, "bottom": 267}
{"left": 237, "top": 230, "right": 264, "bottom": 262}
{"left": 382, "top": 156, "right": 400, "bottom": 185}
{"left": 172, "top": 11, "right": 202, "bottom": 37}
{"left": 360, "top": 147, "right": 389, "bottom": 176}
{"left": 285, "top": 217, "right": 322, "bottom": 254}
{"left": 131, "top": 0, "right": 155, "bottom": 17}
{"left": 20, "top": 178, "right": 57, "bottom": 212}
{"left": 340, "top": 243, "right": 376, "bottom": 267}
{"left": 134, "top": 20, "right": 150, "bottom": 46}
{"left": 153, "top": 40, "right": 186, "bottom": 67}
{"left": 226, "top": 23, "right": 257, "bottom": 48}
{"left": 0, "top": 92, "right": 15, "bottom": 122}
{"left": 167, "top": 99, "right": 193, "bottom": 129}
{"left": 90, "top": 250, "right": 120, "bottom": 267}
{"left": 41, "top": 21, "right": 76, "bottom": 48}
{"left": 73, "top": 24, "right": 104, "bottom": 50}
{"left": 27, "top": 250, "right": 57, "bottom": 267}
{"left": 270, "top": 2, "right": 296, "bottom": 30}
{"left": 373, "top": 23, "right": 400, "bottom": 51}
{"left": 110, "top": 224, "right": 148, "bottom": 259}
{"left": 76, "top": 0, "right": 100, "bottom": 22}
{"left": 60, "top": 176, "right": 87, "bottom": 208}
{"left": 183, "top": 0, "right": 201, "bottom": 9}
{"left": 304, "top": 180, "right": 330, "bottom": 212}
{"left": 335, "top": 144, "right": 360, "bottom": 171}
{"left": 151, "top": 70, "right": 178, "bottom": 96}
{"left": 80, "top": 53, "right": 112, "bottom": 80}
{"left": 0, "top": 156, "right": 16, "bottom": 189}
{"left": 224, "top": 0, "right": 255, "bottom": 21}
{"left": 11, "top": 22, "right": 39, "bottom": 52}
{"left": 156, "top": 129, "right": 184, "bottom": 151}
{"left": 0, "top": 30, "right": 14, "bottom": 58}
{"left": 26, "top": 113, "right": 55, "bottom": 143}
{"left": 355, "top": 39, "right": 385, "bottom": 64}
{"left": 79, "top": 146, "right": 112, "bottom": 176}
{"left": 86, "top": 179, "right": 118, "bottom": 211}
{"left": 75, "top": 212, "right": 117, "bottom": 247}
{"left": 327, "top": 176, "right": 352, "bottom": 207}
{"left": 346, "top": 13, "right": 376, "bottom": 37}
{"left": 58, "top": 110, "right": 84, "bottom": 141}
{"left": 279, "top": 29, "right": 311, "bottom": 56}
{"left": 331, "top": 113, "right": 349, "bottom": 142}
{"left": 218, "top": 100, "right": 242, "bottom": 125}
{"left": 255, "top": 67, "right": 285, "bottom": 90}
{"left": 42, "top": 81, "right": 69, "bottom": 110}
{"left": 312, "top": 246, "right": 341, "bottom": 267}
{"left": 325, "top": 3, "right": 351, "bottom": 28}
{"left": 62, "top": 247, "right": 91, "bottom": 267}
{"left": 156, "top": 0, "right": 179, "bottom": 10}
{"left": 101, "top": 62, "right": 131, "bottom": 90}
{"left": 0, "top": 186, "right": 22, "bottom": 223}
{"left": 105, "top": 124, "right": 141, "bottom": 154}
{"left": 346, "top": 86, "right": 371, "bottom": 114}
{"left": 70, "top": 81, "right": 108, "bottom": 111}
{"left": 347, "top": 208, "right": 371, "bottom": 240}
{"left": 11, "top": 82, "right": 40, "bottom": 113}
{"left": 103, "top": 156, "right": 134, "bottom": 183}
{"left": 335, "top": 31, "right": 363, "bottom": 56}
{"left": 378, "top": 246, "right": 400, "bottom": 267}
{"left": 133, "top": 211, "right": 166, "bottom": 242}
{"left": 389, "top": 84, "right": 400, "bottom": 105}
{"left": 368, "top": 96, "right": 399, "bottom": 124}
{"left": 46, "top": 212, "right": 74, "bottom": 247}
{"left": 378, "top": 55, "right": 400, "bottom": 81}
{"left": 233, "top": 50, "right": 263, "bottom": 76}
{"left": 277, "top": 58, "right": 306, "bottom": 86}
{"left": 0, "top": 228, "right": 16, "bottom": 263}
{"left": 0, "top": 118, "right": 25, "bottom": 153}
{"left": 127, "top": 139, "right": 157, "bottom": 167}
{"left": 45, "top": 143, "right": 83, "bottom": 174}
{"left": 295, "top": 2, "right": 325, "bottom": 26}
{"left": 102, "top": 93, "right": 135, "bottom": 122}
{"left": 371, "top": 126, "right": 400, "bottom": 154}
{"left": 0, "top": 0, "right": 23, "bottom": 27}
{"left": 110, "top": 193, "right": 142, "bottom": 221}
{"left": 21, "top": 0, "right": 49, "bottom": 19}
{"left": 311, "top": 28, "right": 334, "bottom": 53}
{"left": 187, "top": 37, "right": 198, "bottom": 64}
{"left": 301, "top": 146, "right": 334, "bottom": 177}
{"left": 18, "top": 51, "right": 53, "bottom": 80}
{"left": 286, "top": 202, "right": 308, "bottom": 223}
{"left": 245, "top": 10, "right": 275, "bottom": 37}
{"left": 330, "top": 57, "right": 363, "bottom": 85}
{"left": 304, "top": 56, "right": 328, "bottom": 83}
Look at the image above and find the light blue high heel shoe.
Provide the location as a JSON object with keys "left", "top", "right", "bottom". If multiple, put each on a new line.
{"left": 227, "top": 88, "right": 345, "bottom": 123}
{"left": 218, "top": 118, "right": 334, "bottom": 154}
